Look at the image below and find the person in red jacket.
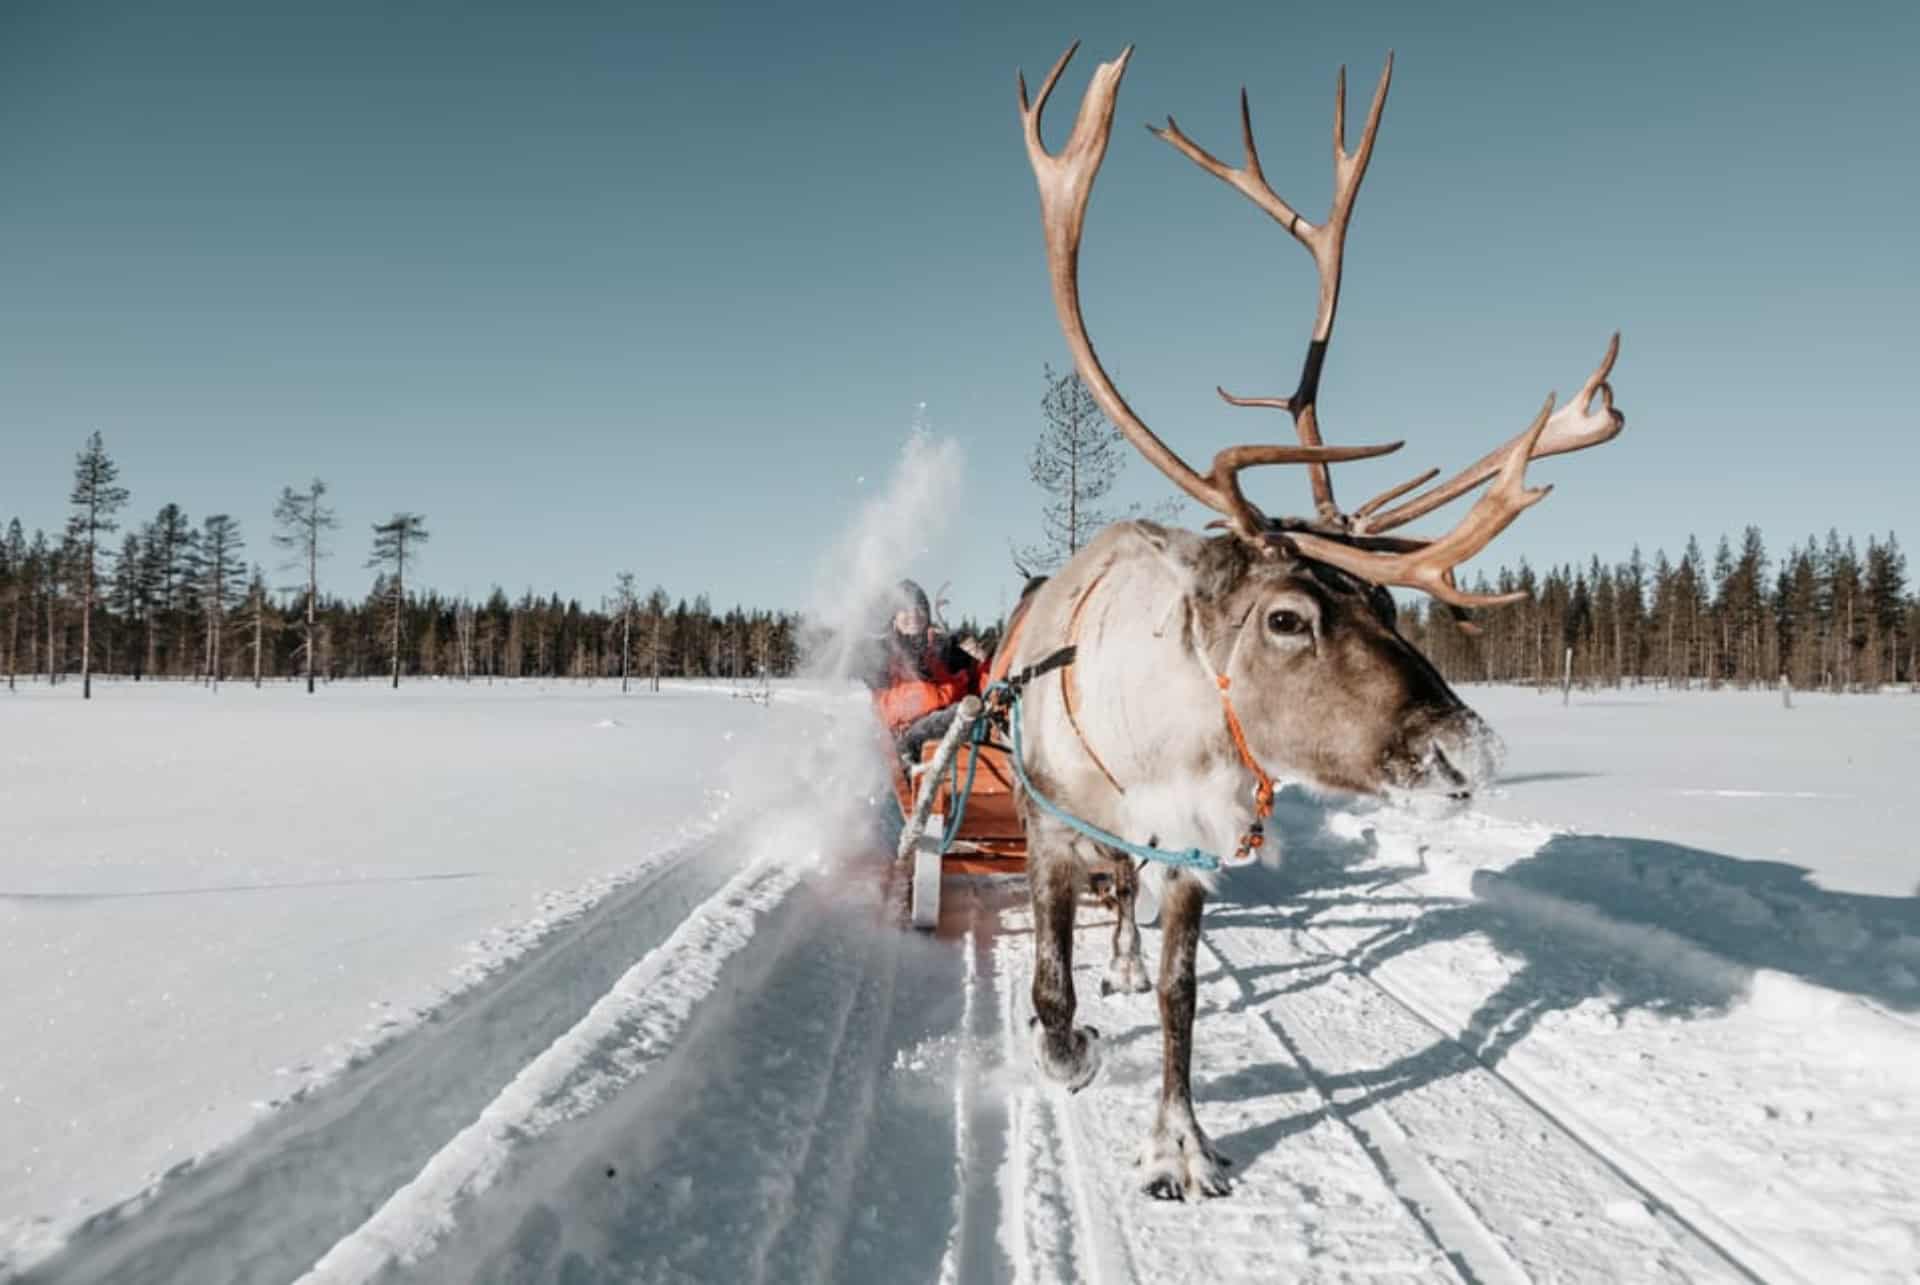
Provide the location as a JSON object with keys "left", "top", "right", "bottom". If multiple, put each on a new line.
{"left": 862, "top": 579, "right": 986, "bottom": 766}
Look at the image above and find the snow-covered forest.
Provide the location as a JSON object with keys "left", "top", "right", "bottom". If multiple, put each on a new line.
{"left": 1401, "top": 529, "right": 1918, "bottom": 692}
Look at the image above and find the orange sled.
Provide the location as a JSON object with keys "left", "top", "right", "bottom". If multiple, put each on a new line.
{"left": 884, "top": 695, "right": 1027, "bottom": 929}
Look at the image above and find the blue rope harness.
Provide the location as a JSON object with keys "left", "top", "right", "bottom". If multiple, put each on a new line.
{"left": 936, "top": 679, "right": 1221, "bottom": 873}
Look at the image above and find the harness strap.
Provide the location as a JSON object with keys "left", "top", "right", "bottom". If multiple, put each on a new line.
{"left": 946, "top": 586, "right": 1276, "bottom": 875}
{"left": 1188, "top": 626, "right": 1277, "bottom": 866}
{"left": 1062, "top": 566, "right": 1127, "bottom": 796}
{"left": 1003, "top": 644, "right": 1075, "bottom": 692}
{"left": 998, "top": 685, "right": 1220, "bottom": 873}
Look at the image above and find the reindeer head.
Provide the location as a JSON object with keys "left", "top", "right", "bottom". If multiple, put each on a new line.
{"left": 1019, "top": 45, "right": 1624, "bottom": 808}
{"left": 1150, "top": 527, "right": 1497, "bottom": 801}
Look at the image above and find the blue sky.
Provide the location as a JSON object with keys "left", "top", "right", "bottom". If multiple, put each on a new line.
{"left": 2, "top": 0, "right": 1914, "bottom": 619}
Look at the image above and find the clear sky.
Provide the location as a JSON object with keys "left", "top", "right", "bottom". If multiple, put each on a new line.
{"left": 3, "top": 0, "right": 1914, "bottom": 619}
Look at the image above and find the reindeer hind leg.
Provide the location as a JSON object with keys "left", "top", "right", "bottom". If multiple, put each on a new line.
{"left": 1100, "top": 855, "right": 1152, "bottom": 996}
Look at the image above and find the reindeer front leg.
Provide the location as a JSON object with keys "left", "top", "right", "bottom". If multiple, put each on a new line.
{"left": 1028, "top": 846, "right": 1102, "bottom": 1092}
{"left": 1139, "top": 869, "right": 1231, "bottom": 1199}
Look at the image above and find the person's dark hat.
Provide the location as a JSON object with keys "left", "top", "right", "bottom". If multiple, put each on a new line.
{"left": 893, "top": 579, "right": 931, "bottom": 620}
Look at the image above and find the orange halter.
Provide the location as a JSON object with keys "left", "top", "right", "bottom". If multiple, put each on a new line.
{"left": 1211, "top": 672, "right": 1277, "bottom": 864}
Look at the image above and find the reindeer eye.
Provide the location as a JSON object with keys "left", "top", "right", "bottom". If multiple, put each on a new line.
{"left": 1266, "top": 608, "right": 1309, "bottom": 637}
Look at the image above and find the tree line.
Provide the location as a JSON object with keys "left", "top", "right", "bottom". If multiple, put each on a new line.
{"left": 1400, "top": 528, "right": 1918, "bottom": 692}
{"left": 12, "top": 434, "right": 1915, "bottom": 698}
{"left": 3, "top": 434, "right": 803, "bottom": 694}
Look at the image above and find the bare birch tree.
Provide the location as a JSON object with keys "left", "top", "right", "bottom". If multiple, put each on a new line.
{"left": 245, "top": 565, "right": 276, "bottom": 688}
{"left": 456, "top": 600, "right": 475, "bottom": 682}
{"left": 613, "top": 571, "right": 638, "bottom": 694}
{"left": 646, "top": 586, "right": 670, "bottom": 692}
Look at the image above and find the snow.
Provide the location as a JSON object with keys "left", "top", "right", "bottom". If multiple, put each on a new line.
{"left": 0, "top": 680, "right": 783, "bottom": 1272}
{"left": 1459, "top": 684, "right": 1920, "bottom": 899}
{"left": 3, "top": 678, "right": 1918, "bottom": 1282}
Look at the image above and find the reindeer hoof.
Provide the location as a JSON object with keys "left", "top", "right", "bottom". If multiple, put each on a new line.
{"left": 1137, "top": 1121, "right": 1232, "bottom": 1200}
{"left": 1099, "top": 954, "right": 1152, "bottom": 996}
{"left": 1029, "top": 1018, "right": 1102, "bottom": 1093}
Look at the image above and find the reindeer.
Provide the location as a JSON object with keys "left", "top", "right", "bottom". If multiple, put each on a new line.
{"left": 1003, "top": 44, "right": 1625, "bottom": 1200}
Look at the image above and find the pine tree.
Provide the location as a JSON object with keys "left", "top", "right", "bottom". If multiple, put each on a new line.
{"left": 145, "top": 504, "right": 194, "bottom": 679}
{"left": 66, "top": 432, "right": 131, "bottom": 699}
{"left": 1863, "top": 533, "right": 1907, "bottom": 686}
{"left": 1015, "top": 366, "right": 1158, "bottom": 574}
{"left": 367, "top": 512, "right": 429, "bottom": 689}
{"left": 108, "top": 532, "right": 145, "bottom": 680}
{"left": 196, "top": 515, "right": 246, "bottom": 689}
{"left": 273, "top": 479, "right": 339, "bottom": 695}
{"left": 2, "top": 521, "right": 23, "bottom": 691}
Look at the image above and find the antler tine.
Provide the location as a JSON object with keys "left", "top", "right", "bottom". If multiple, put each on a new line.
{"left": 1352, "top": 467, "right": 1440, "bottom": 521}
{"left": 1359, "top": 334, "right": 1623, "bottom": 535}
{"left": 1019, "top": 43, "right": 1400, "bottom": 546}
{"left": 1286, "top": 396, "right": 1557, "bottom": 608}
{"left": 1152, "top": 97, "right": 1313, "bottom": 244}
{"left": 1155, "top": 54, "right": 1394, "bottom": 525}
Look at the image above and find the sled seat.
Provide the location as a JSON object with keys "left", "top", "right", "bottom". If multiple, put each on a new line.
{"left": 887, "top": 728, "right": 1027, "bottom": 873}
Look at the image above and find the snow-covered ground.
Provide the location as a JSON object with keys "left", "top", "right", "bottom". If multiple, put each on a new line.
{"left": 3, "top": 679, "right": 1917, "bottom": 1283}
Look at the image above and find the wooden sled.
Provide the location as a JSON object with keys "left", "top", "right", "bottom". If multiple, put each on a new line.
{"left": 886, "top": 696, "right": 1027, "bottom": 930}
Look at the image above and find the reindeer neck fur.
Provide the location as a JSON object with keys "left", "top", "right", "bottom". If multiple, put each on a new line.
{"left": 1012, "top": 524, "right": 1261, "bottom": 879}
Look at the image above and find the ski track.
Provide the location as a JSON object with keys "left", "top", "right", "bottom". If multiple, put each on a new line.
{"left": 1282, "top": 815, "right": 1901, "bottom": 1285}
{"left": 363, "top": 853, "right": 978, "bottom": 1284}
{"left": 13, "top": 827, "right": 745, "bottom": 1285}
{"left": 21, "top": 784, "right": 1914, "bottom": 1281}
{"left": 306, "top": 855, "right": 809, "bottom": 1282}
{"left": 1201, "top": 916, "right": 1751, "bottom": 1283}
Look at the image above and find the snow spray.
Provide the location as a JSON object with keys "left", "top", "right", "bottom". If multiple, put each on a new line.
{"left": 713, "top": 418, "right": 968, "bottom": 872}
{"left": 803, "top": 419, "right": 965, "bottom": 683}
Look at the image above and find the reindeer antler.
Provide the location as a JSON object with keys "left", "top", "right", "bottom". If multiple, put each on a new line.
{"left": 1017, "top": 45, "right": 1404, "bottom": 547}
{"left": 1154, "top": 58, "right": 1391, "bottom": 526}
{"left": 1016, "top": 43, "right": 1627, "bottom": 608}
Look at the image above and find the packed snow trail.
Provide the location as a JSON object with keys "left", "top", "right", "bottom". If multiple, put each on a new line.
{"left": 26, "top": 786, "right": 1920, "bottom": 1283}
{"left": 12, "top": 685, "right": 1920, "bottom": 1283}
{"left": 16, "top": 828, "right": 750, "bottom": 1285}
{"left": 376, "top": 865, "right": 963, "bottom": 1283}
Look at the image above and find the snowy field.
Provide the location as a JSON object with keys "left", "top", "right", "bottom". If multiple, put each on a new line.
{"left": 2, "top": 679, "right": 1917, "bottom": 1283}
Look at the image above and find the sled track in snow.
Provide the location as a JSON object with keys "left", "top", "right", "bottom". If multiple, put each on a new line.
{"left": 22, "top": 816, "right": 1831, "bottom": 1283}
{"left": 17, "top": 826, "right": 754, "bottom": 1285}
{"left": 1277, "top": 915, "right": 1804, "bottom": 1284}
{"left": 362, "top": 845, "right": 978, "bottom": 1282}
{"left": 993, "top": 886, "right": 1804, "bottom": 1284}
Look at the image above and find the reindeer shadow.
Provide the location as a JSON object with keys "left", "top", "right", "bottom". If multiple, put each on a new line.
{"left": 1200, "top": 787, "right": 1920, "bottom": 1170}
